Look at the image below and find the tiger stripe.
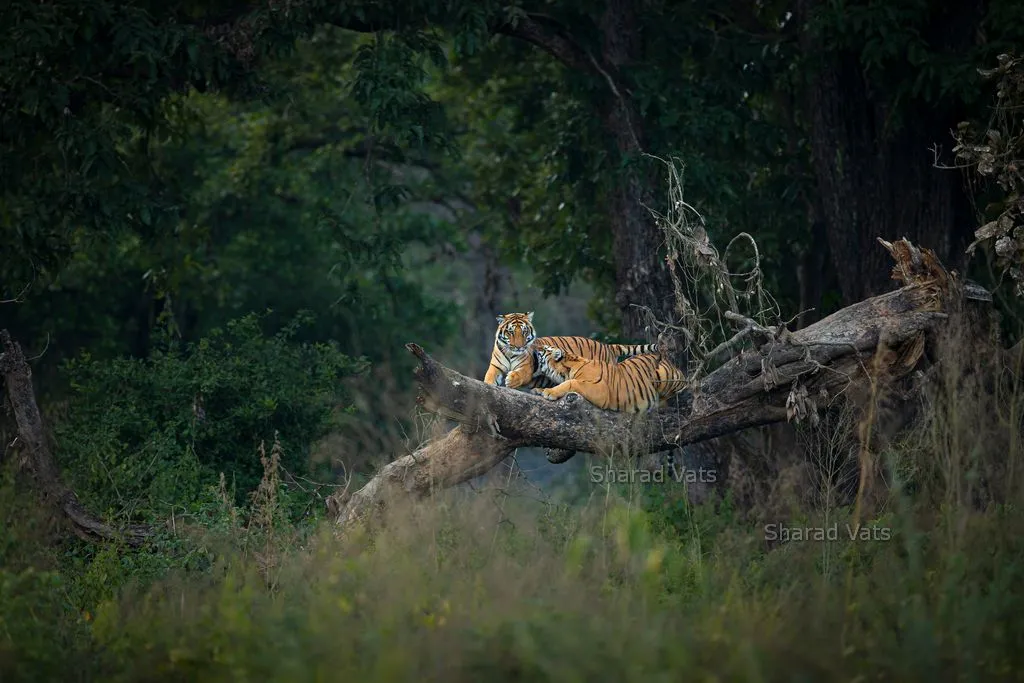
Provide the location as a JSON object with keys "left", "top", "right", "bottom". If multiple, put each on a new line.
{"left": 483, "top": 312, "right": 658, "bottom": 391}
{"left": 533, "top": 345, "right": 687, "bottom": 413}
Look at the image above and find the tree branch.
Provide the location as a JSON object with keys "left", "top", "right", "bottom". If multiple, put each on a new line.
{"left": 494, "top": 13, "right": 597, "bottom": 75}
{"left": 311, "top": 7, "right": 631, "bottom": 108}
{"left": 0, "top": 331, "right": 151, "bottom": 546}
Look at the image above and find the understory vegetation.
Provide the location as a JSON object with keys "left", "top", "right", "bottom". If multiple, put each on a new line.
{"left": 4, "top": 326, "right": 1024, "bottom": 682}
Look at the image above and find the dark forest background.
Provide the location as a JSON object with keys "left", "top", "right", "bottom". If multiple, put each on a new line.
{"left": 3, "top": 1, "right": 1024, "bottom": 680}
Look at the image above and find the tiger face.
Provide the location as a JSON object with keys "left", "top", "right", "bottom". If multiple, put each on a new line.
{"left": 535, "top": 345, "right": 583, "bottom": 379}
{"left": 494, "top": 312, "right": 536, "bottom": 357}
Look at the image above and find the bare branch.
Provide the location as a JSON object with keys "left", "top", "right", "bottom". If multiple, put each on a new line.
{"left": 0, "top": 330, "right": 151, "bottom": 546}
{"left": 1, "top": 280, "right": 31, "bottom": 305}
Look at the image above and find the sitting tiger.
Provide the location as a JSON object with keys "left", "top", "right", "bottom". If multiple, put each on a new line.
{"left": 484, "top": 312, "right": 657, "bottom": 390}
{"left": 531, "top": 345, "right": 687, "bottom": 413}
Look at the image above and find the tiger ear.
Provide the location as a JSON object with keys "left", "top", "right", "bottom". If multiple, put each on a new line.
{"left": 526, "top": 311, "right": 535, "bottom": 322}
{"left": 496, "top": 314, "right": 505, "bottom": 323}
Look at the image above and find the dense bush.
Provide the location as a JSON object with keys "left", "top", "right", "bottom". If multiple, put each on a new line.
{"left": 54, "top": 311, "right": 365, "bottom": 520}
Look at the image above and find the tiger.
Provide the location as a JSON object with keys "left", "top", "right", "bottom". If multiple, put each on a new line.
{"left": 530, "top": 345, "right": 688, "bottom": 413}
{"left": 483, "top": 312, "right": 658, "bottom": 390}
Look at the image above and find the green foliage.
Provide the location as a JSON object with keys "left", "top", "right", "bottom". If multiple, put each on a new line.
{"left": 7, "top": 4, "right": 1024, "bottom": 678}
{"left": 5, "top": 24, "right": 463, "bottom": 386}
{"left": 55, "top": 311, "right": 365, "bottom": 519}
{"left": 807, "top": 0, "right": 1024, "bottom": 109}
{"left": 0, "top": 0, "right": 262, "bottom": 284}
{"left": 0, "top": 466, "right": 85, "bottom": 681}
{"left": 0, "top": 567, "right": 87, "bottom": 682}
{"left": 437, "top": 48, "right": 618, "bottom": 298}
{"left": 350, "top": 31, "right": 453, "bottom": 152}
{"left": 7, "top": 0, "right": 1024, "bottom": 374}
{"left": 7, "top": 343, "right": 1024, "bottom": 682}
{"left": 5, "top": 483, "right": 1024, "bottom": 681}
{"left": 430, "top": 4, "right": 814, "bottom": 319}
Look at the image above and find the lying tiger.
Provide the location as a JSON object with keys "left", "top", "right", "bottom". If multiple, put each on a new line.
{"left": 531, "top": 345, "right": 687, "bottom": 413}
{"left": 483, "top": 312, "right": 657, "bottom": 390}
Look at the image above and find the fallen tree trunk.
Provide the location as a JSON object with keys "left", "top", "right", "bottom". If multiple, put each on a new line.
{"left": 326, "top": 425, "right": 517, "bottom": 527}
{"left": 0, "top": 330, "right": 150, "bottom": 546}
{"left": 329, "top": 239, "right": 988, "bottom": 527}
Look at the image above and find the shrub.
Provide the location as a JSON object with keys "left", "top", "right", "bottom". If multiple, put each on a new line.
{"left": 55, "top": 311, "right": 366, "bottom": 521}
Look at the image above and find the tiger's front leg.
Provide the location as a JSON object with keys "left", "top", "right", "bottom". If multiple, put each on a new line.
{"left": 505, "top": 364, "right": 534, "bottom": 390}
{"left": 534, "top": 379, "right": 583, "bottom": 401}
{"left": 483, "top": 363, "right": 505, "bottom": 387}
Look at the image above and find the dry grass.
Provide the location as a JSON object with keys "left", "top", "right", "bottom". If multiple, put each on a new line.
{"left": 3, "top": 322, "right": 992, "bottom": 681}
{"left": 5, "top": 330, "right": 1024, "bottom": 681}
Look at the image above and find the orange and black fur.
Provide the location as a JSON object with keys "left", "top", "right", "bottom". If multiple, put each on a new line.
{"left": 531, "top": 345, "right": 687, "bottom": 413}
{"left": 483, "top": 312, "right": 657, "bottom": 390}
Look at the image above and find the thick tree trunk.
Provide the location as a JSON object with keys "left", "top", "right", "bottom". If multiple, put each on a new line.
{"left": 797, "top": 218, "right": 830, "bottom": 329}
{"left": 597, "top": 1, "right": 678, "bottom": 344}
{"left": 798, "top": 2, "right": 981, "bottom": 306}
{"left": 473, "top": 5, "right": 678, "bottom": 346}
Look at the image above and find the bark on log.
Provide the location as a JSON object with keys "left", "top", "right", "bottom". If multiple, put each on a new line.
{"left": 0, "top": 330, "right": 150, "bottom": 546}
{"left": 328, "top": 239, "right": 979, "bottom": 527}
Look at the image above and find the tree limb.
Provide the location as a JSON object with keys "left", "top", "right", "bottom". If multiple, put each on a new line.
{"left": 494, "top": 13, "right": 597, "bottom": 75}
{"left": 0, "top": 331, "right": 150, "bottom": 547}
{"left": 326, "top": 425, "right": 517, "bottom": 528}
{"left": 305, "top": 6, "right": 631, "bottom": 112}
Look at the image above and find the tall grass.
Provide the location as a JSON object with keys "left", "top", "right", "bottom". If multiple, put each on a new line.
{"left": 4, "top": 321, "right": 1024, "bottom": 682}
